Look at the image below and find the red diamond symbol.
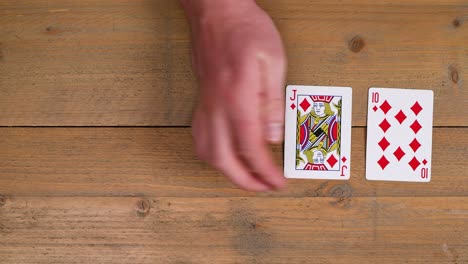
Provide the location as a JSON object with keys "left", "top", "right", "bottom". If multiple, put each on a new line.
{"left": 377, "top": 155, "right": 390, "bottom": 170}
{"left": 378, "top": 137, "right": 391, "bottom": 151}
{"left": 409, "top": 138, "right": 421, "bottom": 152}
{"left": 422, "top": 159, "right": 427, "bottom": 165}
{"left": 327, "top": 154, "right": 338, "bottom": 168}
{"left": 380, "top": 100, "right": 392, "bottom": 114}
{"left": 290, "top": 103, "right": 296, "bottom": 110}
{"left": 341, "top": 156, "right": 347, "bottom": 163}
{"left": 393, "top": 147, "right": 406, "bottom": 161}
{"left": 408, "top": 157, "right": 421, "bottom": 171}
{"left": 395, "top": 110, "right": 407, "bottom": 124}
{"left": 373, "top": 106, "right": 378, "bottom": 112}
{"left": 299, "top": 98, "right": 311, "bottom": 112}
{"left": 410, "top": 120, "right": 422, "bottom": 134}
{"left": 411, "top": 101, "right": 423, "bottom": 116}
{"left": 379, "top": 118, "right": 391, "bottom": 133}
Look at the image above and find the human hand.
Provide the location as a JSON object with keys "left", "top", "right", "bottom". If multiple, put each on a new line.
{"left": 182, "top": 0, "right": 287, "bottom": 192}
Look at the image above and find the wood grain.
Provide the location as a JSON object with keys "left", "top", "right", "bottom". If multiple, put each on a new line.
{"left": 1, "top": 2, "right": 467, "bottom": 263}
{"left": 1, "top": 127, "right": 466, "bottom": 197}
{"left": 1, "top": 0, "right": 466, "bottom": 126}
{"left": 0, "top": 196, "right": 466, "bottom": 264}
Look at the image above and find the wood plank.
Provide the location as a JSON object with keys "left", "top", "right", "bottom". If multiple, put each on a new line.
{"left": 1, "top": 0, "right": 466, "bottom": 126}
{"left": 0, "top": 196, "right": 466, "bottom": 263}
{"left": 1, "top": 127, "right": 466, "bottom": 197}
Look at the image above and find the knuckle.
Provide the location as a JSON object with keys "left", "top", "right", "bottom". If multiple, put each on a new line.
{"left": 212, "top": 67, "right": 234, "bottom": 87}
{"left": 219, "top": 83, "right": 246, "bottom": 109}
{"left": 209, "top": 70, "right": 239, "bottom": 106}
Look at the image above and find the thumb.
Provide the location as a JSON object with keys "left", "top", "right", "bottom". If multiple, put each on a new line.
{"left": 258, "top": 52, "right": 287, "bottom": 143}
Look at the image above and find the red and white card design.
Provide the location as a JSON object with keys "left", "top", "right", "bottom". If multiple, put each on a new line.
{"left": 366, "top": 88, "right": 434, "bottom": 182}
{"left": 284, "top": 85, "right": 352, "bottom": 180}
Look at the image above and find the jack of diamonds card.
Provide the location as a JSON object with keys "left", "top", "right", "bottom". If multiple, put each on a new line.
{"left": 366, "top": 88, "right": 434, "bottom": 182}
{"left": 284, "top": 85, "right": 352, "bottom": 179}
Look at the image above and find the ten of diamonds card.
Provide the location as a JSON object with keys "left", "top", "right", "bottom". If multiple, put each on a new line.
{"left": 366, "top": 88, "right": 434, "bottom": 182}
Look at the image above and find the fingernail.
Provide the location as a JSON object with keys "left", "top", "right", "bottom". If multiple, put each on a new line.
{"left": 268, "top": 123, "right": 283, "bottom": 142}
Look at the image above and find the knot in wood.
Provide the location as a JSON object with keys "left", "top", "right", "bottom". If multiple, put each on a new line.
{"left": 136, "top": 199, "right": 151, "bottom": 217}
{"left": 0, "top": 196, "right": 7, "bottom": 208}
{"left": 329, "top": 183, "right": 353, "bottom": 198}
{"left": 329, "top": 184, "right": 353, "bottom": 209}
{"left": 449, "top": 65, "right": 459, "bottom": 84}
{"left": 349, "top": 36, "right": 365, "bottom": 53}
{"left": 453, "top": 19, "right": 461, "bottom": 28}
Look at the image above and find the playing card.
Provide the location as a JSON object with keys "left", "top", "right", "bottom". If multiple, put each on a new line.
{"left": 366, "top": 88, "right": 434, "bottom": 182}
{"left": 284, "top": 85, "right": 352, "bottom": 179}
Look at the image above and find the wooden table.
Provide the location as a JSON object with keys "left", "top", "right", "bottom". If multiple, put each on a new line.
{"left": 1, "top": 1, "right": 467, "bottom": 263}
